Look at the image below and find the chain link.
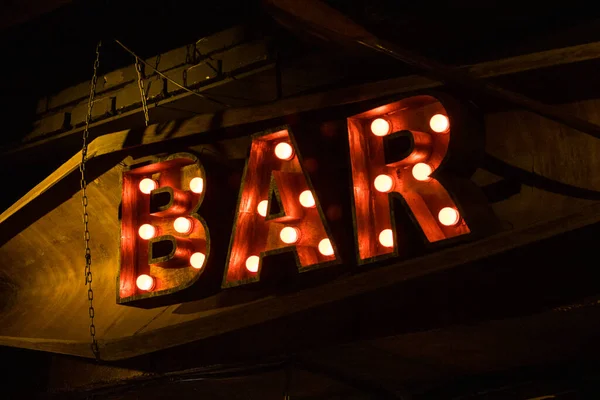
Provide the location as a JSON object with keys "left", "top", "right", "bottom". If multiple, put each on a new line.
{"left": 135, "top": 58, "right": 150, "bottom": 126}
{"left": 80, "top": 40, "right": 102, "bottom": 360}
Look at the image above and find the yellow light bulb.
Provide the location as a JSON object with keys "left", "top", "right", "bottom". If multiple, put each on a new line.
{"left": 139, "top": 178, "right": 157, "bottom": 194}
{"left": 370, "top": 118, "right": 390, "bottom": 136}
{"left": 274, "top": 142, "right": 294, "bottom": 160}
{"left": 173, "top": 217, "right": 193, "bottom": 234}
{"left": 280, "top": 226, "right": 300, "bottom": 244}
{"left": 190, "top": 252, "right": 206, "bottom": 269}
{"left": 438, "top": 207, "right": 460, "bottom": 226}
{"left": 318, "top": 238, "right": 334, "bottom": 256}
{"left": 412, "top": 163, "right": 433, "bottom": 181}
{"left": 190, "top": 177, "right": 204, "bottom": 194}
{"left": 136, "top": 274, "right": 155, "bottom": 291}
{"left": 374, "top": 174, "right": 394, "bottom": 193}
{"left": 138, "top": 224, "right": 156, "bottom": 240}
{"left": 246, "top": 255, "right": 260, "bottom": 272}
{"left": 299, "top": 190, "right": 316, "bottom": 208}
{"left": 430, "top": 114, "right": 450, "bottom": 133}
{"left": 378, "top": 229, "right": 394, "bottom": 248}
{"left": 257, "top": 200, "right": 268, "bottom": 217}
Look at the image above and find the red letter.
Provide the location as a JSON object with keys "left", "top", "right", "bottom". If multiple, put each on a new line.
{"left": 223, "top": 127, "right": 338, "bottom": 287}
{"left": 118, "top": 153, "right": 209, "bottom": 304}
{"left": 348, "top": 95, "right": 473, "bottom": 263}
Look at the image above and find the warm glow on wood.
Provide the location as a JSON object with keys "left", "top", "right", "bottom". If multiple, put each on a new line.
{"left": 438, "top": 207, "right": 460, "bottom": 226}
{"left": 280, "top": 226, "right": 300, "bottom": 244}
{"left": 257, "top": 200, "right": 268, "bottom": 217}
{"left": 378, "top": 229, "right": 394, "bottom": 248}
{"left": 139, "top": 178, "right": 157, "bottom": 194}
{"left": 245, "top": 255, "right": 260, "bottom": 272}
{"left": 274, "top": 142, "right": 294, "bottom": 160}
{"left": 412, "top": 163, "right": 432, "bottom": 181}
{"left": 429, "top": 114, "right": 450, "bottom": 133}
{"left": 136, "top": 274, "right": 155, "bottom": 291}
{"left": 370, "top": 118, "right": 390, "bottom": 136}
{"left": 299, "top": 190, "right": 315, "bottom": 208}
{"left": 374, "top": 174, "right": 394, "bottom": 193}
{"left": 318, "top": 238, "right": 334, "bottom": 256}
{"left": 189, "top": 177, "right": 204, "bottom": 194}
{"left": 173, "top": 217, "right": 193, "bottom": 234}
{"left": 190, "top": 252, "right": 206, "bottom": 269}
{"left": 138, "top": 224, "right": 156, "bottom": 240}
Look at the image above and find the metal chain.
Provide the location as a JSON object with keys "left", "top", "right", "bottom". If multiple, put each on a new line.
{"left": 135, "top": 58, "right": 150, "bottom": 126}
{"left": 80, "top": 40, "right": 102, "bottom": 360}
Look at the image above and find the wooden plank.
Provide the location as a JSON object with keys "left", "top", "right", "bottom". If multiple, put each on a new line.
{"left": 468, "top": 41, "right": 600, "bottom": 78}
{"left": 4, "top": 40, "right": 600, "bottom": 226}
{"left": 1, "top": 200, "right": 599, "bottom": 360}
{"left": 0, "top": 132, "right": 129, "bottom": 225}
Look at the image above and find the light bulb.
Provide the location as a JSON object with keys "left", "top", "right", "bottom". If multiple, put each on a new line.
{"left": 246, "top": 255, "right": 260, "bottom": 272}
{"left": 318, "top": 238, "right": 334, "bottom": 256}
{"left": 374, "top": 174, "right": 394, "bottom": 193}
{"left": 257, "top": 200, "right": 268, "bottom": 217}
{"left": 136, "top": 274, "right": 155, "bottom": 291}
{"left": 138, "top": 224, "right": 156, "bottom": 240}
{"left": 370, "top": 118, "right": 390, "bottom": 136}
{"left": 190, "top": 252, "right": 206, "bottom": 269}
{"left": 378, "top": 229, "right": 394, "bottom": 248}
{"left": 274, "top": 142, "right": 294, "bottom": 160}
{"left": 299, "top": 190, "right": 316, "bottom": 208}
{"left": 412, "top": 163, "right": 433, "bottom": 181}
{"left": 173, "top": 217, "right": 193, "bottom": 234}
{"left": 280, "top": 226, "right": 300, "bottom": 244}
{"left": 430, "top": 114, "right": 450, "bottom": 133}
{"left": 139, "top": 178, "right": 157, "bottom": 194}
{"left": 438, "top": 207, "right": 460, "bottom": 226}
{"left": 190, "top": 177, "right": 204, "bottom": 194}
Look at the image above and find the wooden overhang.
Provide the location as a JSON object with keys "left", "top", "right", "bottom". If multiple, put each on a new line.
{"left": 2, "top": 29, "right": 600, "bottom": 364}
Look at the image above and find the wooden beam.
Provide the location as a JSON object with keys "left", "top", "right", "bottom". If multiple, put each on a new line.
{"left": 265, "top": 0, "right": 600, "bottom": 138}
{"left": 0, "top": 132, "right": 129, "bottom": 225}
{"left": 1, "top": 200, "right": 600, "bottom": 360}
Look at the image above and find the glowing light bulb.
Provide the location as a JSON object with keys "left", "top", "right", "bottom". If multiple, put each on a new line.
{"left": 374, "top": 174, "right": 394, "bottom": 193}
{"left": 136, "top": 274, "right": 155, "bottom": 291}
{"left": 370, "top": 118, "right": 390, "bottom": 136}
{"left": 412, "top": 163, "right": 433, "bottom": 181}
{"left": 190, "top": 252, "right": 206, "bottom": 269}
{"left": 299, "top": 190, "right": 316, "bottom": 208}
{"left": 438, "top": 207, "right": 460, "bottom": 226}
{"left": 318, "top": 238, "right": 334, "bottom": 256}
{"left": 190, "top": 177, "right": 204, "bottom": 194}
{"left": 430, "top": 114, "right": 450, "bottom": 133}
{"left": 139, "top": 178, "right": 157, "bottom": 194}
{"left": 274, "top": 142, "right": 294, "bottom": 160}
{"left": 280, "top": 226, "right": 300, "bottom": 244}
{"left": 257, "top": 200, "right": 268, "bottom": 217}
{"left": 246, "top": 255, "right": 260, "bottom": 272}
{"left": 379, "top": 229, "right": 394, "bottom": 248}
{"left": 173, "top": 217, "right": 193, "bottom": 234}
{"left": 138, "top": 224, "right": 156, "bottom": 240}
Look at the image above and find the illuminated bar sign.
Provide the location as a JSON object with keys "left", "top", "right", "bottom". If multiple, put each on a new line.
{"left": 118, "top": 94, "right": 495, "bottom": 307}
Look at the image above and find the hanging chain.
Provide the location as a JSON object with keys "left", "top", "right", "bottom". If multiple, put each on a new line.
{"left": 80, "top": 40, "right": 102, "bottom": 360}
{"left": 135, "top": 57, "right": 150, "bottom": 126}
